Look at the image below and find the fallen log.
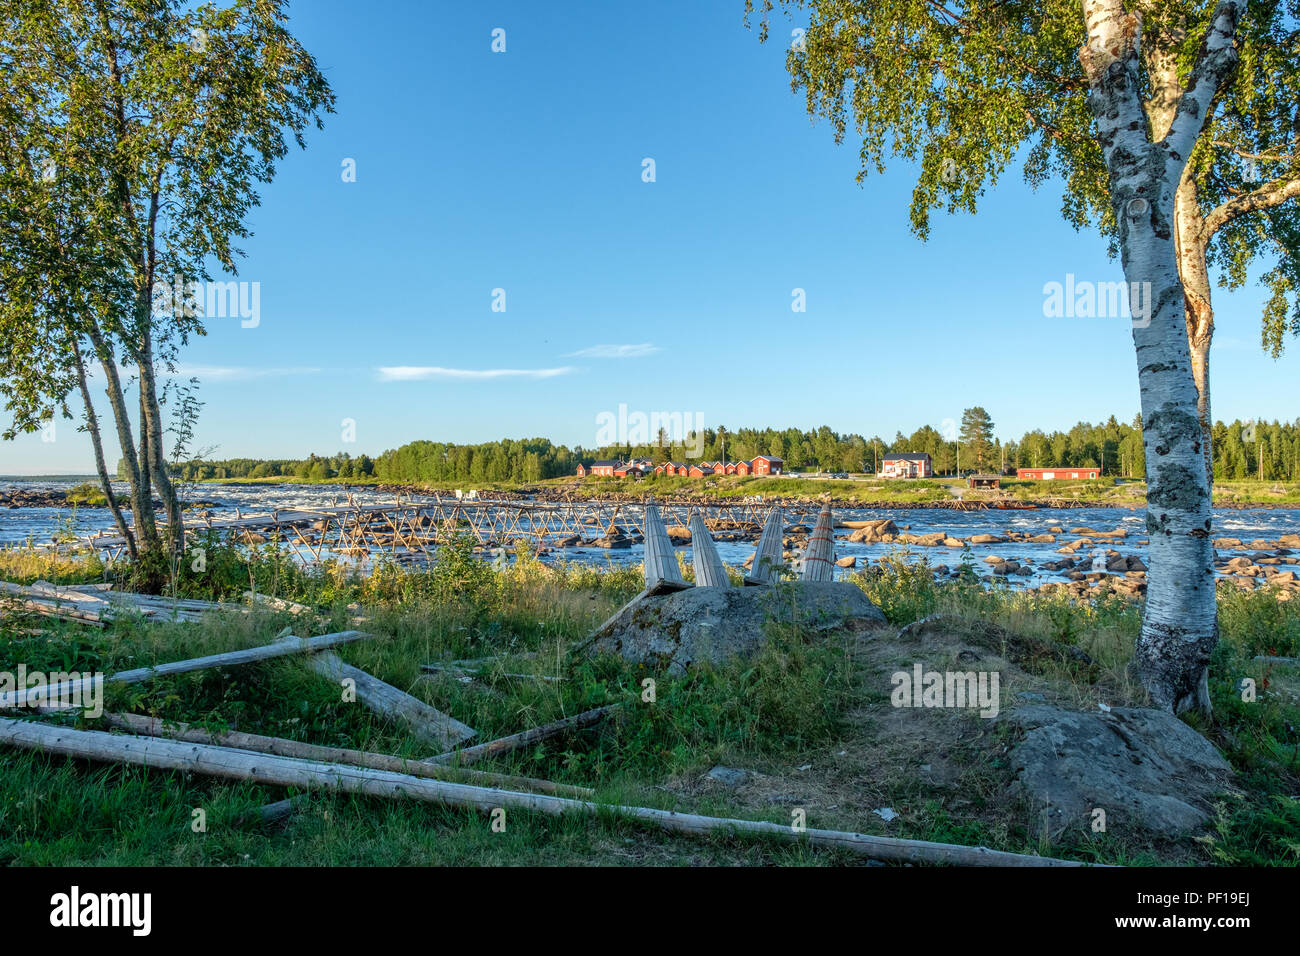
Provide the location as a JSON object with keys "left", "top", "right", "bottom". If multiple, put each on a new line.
{"left": 420, "top": 663, "right": 567, "bottom": 683}
{"left": 102, "top": 712, "right": 589, "bottom": 798}
{"left": 428, "top": 704, "right": 617, "bottom": 768}
{"left": 0, "top": 717, "right": 1087, "bottom": 867}
{"left": 308, "top": 652, "right": 476, "bottom": 751}
{"left": 237, "top": 794, "right": 310, "bottom": 826}
{"left": 0, "top": 630, "right": 376, "bottom": 711}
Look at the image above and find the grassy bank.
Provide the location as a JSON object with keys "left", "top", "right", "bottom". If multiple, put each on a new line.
{"left": 1, "top": 542, "right": 1297, "bottom": 866}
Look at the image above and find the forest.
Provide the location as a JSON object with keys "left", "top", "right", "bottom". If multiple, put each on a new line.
{"left": 155, "top": 415, "right": 1300, "bottom": 484}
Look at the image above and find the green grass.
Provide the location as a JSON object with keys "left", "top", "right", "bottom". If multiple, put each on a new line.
{"left": 2, "top": 540, "right": 1298, "bottom": 866}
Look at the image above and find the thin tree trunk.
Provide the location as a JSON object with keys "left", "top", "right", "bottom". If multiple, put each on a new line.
{"left": 70, "top": 336, "right": 137, "bottom": 561}
{"left": 1174, "top": 177, "right": 1216, "bottom": 484}
{"left": 85, "top": 321, "right": 157, "bottom": 547}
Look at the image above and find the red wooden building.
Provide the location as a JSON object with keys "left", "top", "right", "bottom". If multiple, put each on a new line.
{"left": 1016, "top": 467, "right": 1101, "bottom": 480}
{"left": 879, "top": 453, "right": 932, "bottom": 479}
{"left": 750, "top": 456, "right": 784, "bottom": 476}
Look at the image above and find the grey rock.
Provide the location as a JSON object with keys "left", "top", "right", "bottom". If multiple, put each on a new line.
{"left": 705, "top": 766, "right": 753, "bottom": 787}
{"left": 585, "top": 580, "right": 885, "bottom": 674}
{"left": 1005, "top": 705, "right": 1236, "bottom": 840}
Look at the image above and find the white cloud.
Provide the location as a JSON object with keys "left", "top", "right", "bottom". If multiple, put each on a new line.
{"left": 169, "top": 365, "right": 322, "bottom": 382}
{"left": 376, "top": 366, "right": 576, "bottom": 382}
{"left": 565, "top": 343, "right": 661, "bottom": 359}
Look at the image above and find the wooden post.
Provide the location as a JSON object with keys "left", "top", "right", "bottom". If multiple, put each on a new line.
{"left": 642, "top": 500, "right": 690, "bottom": 596}
{"left": 307, "top": 652, "right": 477, "bottom": 750}
{"left": 745, "top": 506, "right": 784, "bottom": 586}
{"left": 689, "top": 513, "right": 730, "bottom": 588}
{"left": 800, "top": 504, "right": 835, "bottom": 582}
{"left": 0, "top": 717, "right": 1088, "bottom": 867}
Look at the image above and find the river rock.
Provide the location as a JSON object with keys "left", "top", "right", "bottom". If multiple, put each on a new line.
{"left": 969, "top": 534, "right": 1005, "bottom": 544}
{"left": 1006, "top": 705, "right": 1235, "bottom": 839}
{"left": 848, "top": 519, "right": 898, "bottom": 543}
{"left": 584, "top": 581, "right": 885, "bottom": 674}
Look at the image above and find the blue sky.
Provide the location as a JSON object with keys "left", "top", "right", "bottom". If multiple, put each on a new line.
{"left": 4, "top": 0, "right": 1297, "bottom": 474}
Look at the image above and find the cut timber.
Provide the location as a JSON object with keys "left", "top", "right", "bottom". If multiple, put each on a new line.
{"left": 0, "top": 717, "right": 1087, "bottom": 867}
{"left": 745, "top": 506, "right": 784, "bottom": 586}
{"left": 642, "top": 500, "right": 691, "bottom": 595}
{"left": 689, "top": 512, "right": 730, "bottom": 588}
{"left": 428, "top": 704, "right": 617, "bottom": 768}
{"left": 103, "top": 712, "right": 587, "bottom": 798}
{"left": 0, "top": 630, "right": 376, "bottom": 711}
{"left": 800, "top": 504, "right": 835, "bottom": 582}
{"left": 237, "top": 794, "right": 310, "bottom": 826}
{"left": 308, "top": 652, "right": 476, "bottom": 751}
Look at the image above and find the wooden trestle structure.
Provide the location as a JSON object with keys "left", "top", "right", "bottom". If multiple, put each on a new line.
{"left": 67, "top": 496, "right": 829, "bottom": 567}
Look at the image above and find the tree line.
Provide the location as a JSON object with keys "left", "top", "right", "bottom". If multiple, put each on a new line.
{"left": 161, "top": 414, "right": 1300, "bottom": 484}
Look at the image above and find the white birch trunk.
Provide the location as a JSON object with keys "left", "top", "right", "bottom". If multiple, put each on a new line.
{"left": 1080, "top": 0, "right": 1241, "bottom": 712}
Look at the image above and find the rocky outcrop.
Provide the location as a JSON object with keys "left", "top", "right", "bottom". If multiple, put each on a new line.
{"left": 584, "top": 581, "right": 885, "bottom": 674}
{"left": 1005, "top": 705, "right": 1236, "bottom": 839}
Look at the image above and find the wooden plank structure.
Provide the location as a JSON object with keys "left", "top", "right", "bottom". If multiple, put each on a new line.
{"left": 689, "top": 512, "right": 730, "bottom": 588}
{"left": 641, "top": 501, "right": 691, "bottom": 596}
{"left": 800, "top": 504, "right": 836, "bottom": 582}
{"left": 63, "top": 496, "right": 832, "bottom": 567}
{"left": 0, "top": 717, "right": 1089, "bottom": 867}
{"left": 745, "top": 507, "right": 785, "bottom": 586}
{"left": 308, "top": 652, "right": 477, "bottom": 750}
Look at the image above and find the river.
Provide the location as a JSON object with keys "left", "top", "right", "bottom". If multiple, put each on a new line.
{"left": 2, "top": 479, "right": 1298, "bottom": 588}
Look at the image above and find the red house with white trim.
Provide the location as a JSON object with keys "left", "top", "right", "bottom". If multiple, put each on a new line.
{"left": 1016, "top": 467, "right": 1101, "bottom": 480}
{"left": 750, "top": 456, "right": 784, "bottom": 476}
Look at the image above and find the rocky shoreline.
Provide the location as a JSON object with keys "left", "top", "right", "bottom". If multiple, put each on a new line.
{"left": 0, "top": 487, "right": 219, "bottom": 511}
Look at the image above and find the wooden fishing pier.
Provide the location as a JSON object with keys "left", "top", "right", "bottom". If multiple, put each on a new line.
{"left": 68, "top": 496, "right": 829, "bottom": 566}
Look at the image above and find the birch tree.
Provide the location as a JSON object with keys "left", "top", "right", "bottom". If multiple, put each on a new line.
{"left": 748, "top": 0, "right": 1257, "bottom": 712}
{"left": 0, "top": 0, "right": 333, "bottom": 583}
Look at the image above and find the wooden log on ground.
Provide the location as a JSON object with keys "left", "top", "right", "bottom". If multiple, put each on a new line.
{"left": 642, "top": 501, "right": 691, "bottom": 595}
{"left": 237, "top": 794, "right": 310, "bottom": 826}
{"left": 800, "top": 504, "right": 836, "bottom": 582}
{"left": 102, "top": 712, "right": 588, "bottom": 798}
{"left": 308, "top": 652, "right": 476, "bottom": 751}
{"left": 428, "top": 704, "right": 618, "bottom": 768}
{"left": 0, "top": 717, "right": 1088, "bottom": 867}
{"left": 745, "top": 506, "right": 785, "bottom": 586}
{"left": 0, "top": 630, "right": 376, "bottom": 711}
{"left": 689, "top": 512, "right": 730, "bottom": 588}
{"left": 420, "top": 663, "right": 567, "bottom": 683}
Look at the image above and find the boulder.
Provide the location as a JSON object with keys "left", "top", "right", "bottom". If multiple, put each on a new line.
{"left": 584, "top": 581, "right": 885, "bottom": 674}
{"left": 1006, "top": 705, "right": 1235, "bottom": 840}
{"left": 969, "top": 534, "right": 1005, "bottom": 545}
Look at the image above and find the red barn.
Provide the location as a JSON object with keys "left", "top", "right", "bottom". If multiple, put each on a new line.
{"left": 734, "top": 461, "right": 751, "bottom": 476}
{"left": 588, "top": 460, "right": 620, "bottom": 477}
{"left": 723, "top": 462, "right": 738, "bottom": 475}
{"left": 750, "top": 456, "right": 784, "bottom": 476}
{"left": 688, "top": 464, "right": 714, "bottom": 478}
{"left": 575, "top": 463, "right": 588, "bottom": 477}
{"left": 1017, "top": 467, "right": 1101, "bottom": 480}
{"left": 653, "top": 464, "right": 666, "bottom": 475}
